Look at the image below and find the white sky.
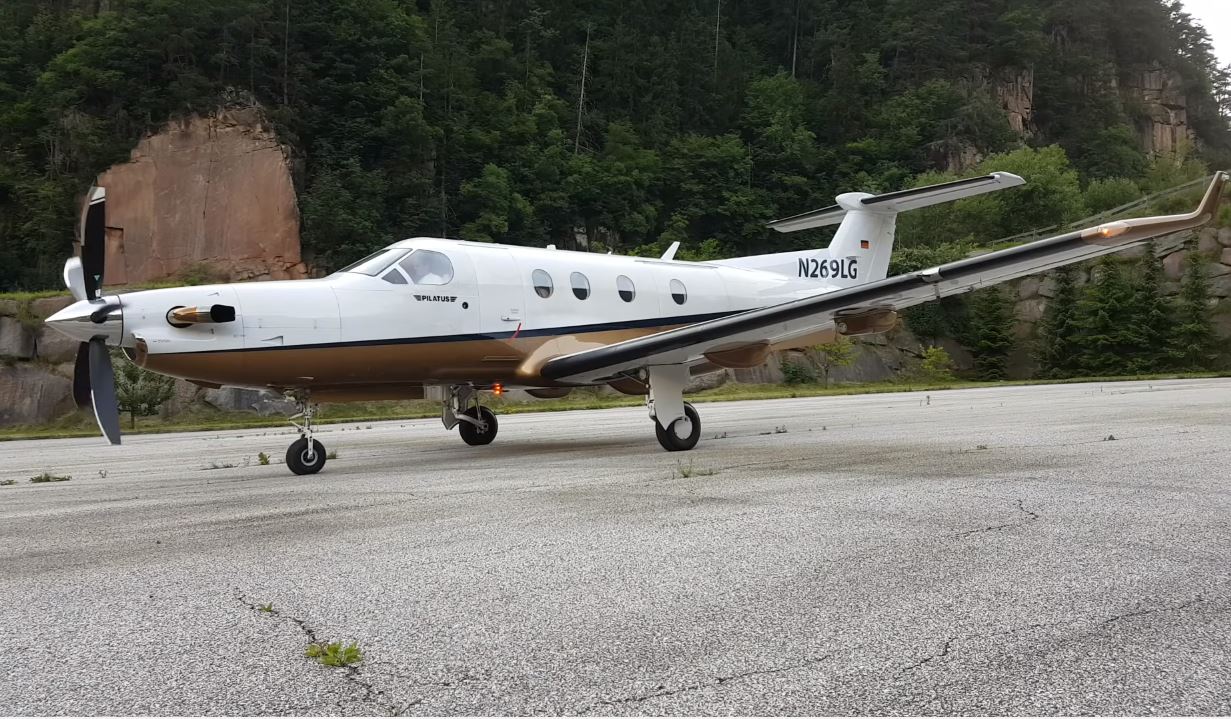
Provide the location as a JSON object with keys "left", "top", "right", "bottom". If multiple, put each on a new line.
{"left": 1183, "top": 0, "right": 1231, "bottom": 67}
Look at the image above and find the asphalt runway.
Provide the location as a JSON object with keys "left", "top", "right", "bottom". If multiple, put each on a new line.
{"left": 1, "top": 379, "right": 1230, "bottom": 715}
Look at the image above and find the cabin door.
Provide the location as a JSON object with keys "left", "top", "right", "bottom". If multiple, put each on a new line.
{"left": 466, "top": 245, "right": 525, "bottom": 336}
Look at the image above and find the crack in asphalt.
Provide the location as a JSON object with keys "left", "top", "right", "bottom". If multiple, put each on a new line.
{"left": 953, "top": 498, "right": 1039, "bottom": 538}
{"left": 236, "top": 593, "right": 411, "bottom": 715}
{"left": 895, "top": 637, "right": 954, "bottom": 679}
{"left": 894, "top": 595, "right": 1210, "bottom": 683}
{"left": 576, "top": 654, "right": 831, "bottom": 713}
{"left": 1101, "top": 595, "right": 1205, "bottom": 626}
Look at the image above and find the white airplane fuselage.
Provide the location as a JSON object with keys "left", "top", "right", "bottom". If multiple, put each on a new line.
{"left": 78, "top": 237, "right": 840, "bottom": 399}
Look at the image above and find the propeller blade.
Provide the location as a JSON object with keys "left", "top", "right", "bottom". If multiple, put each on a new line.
{"left": 63, "top": 257, "right": 87, "bottom": 302}
{"left": 72, "top": 342, "right": 92, "bottom": 409}
{"left": 87, "top": 338, "right": 121, "bottom": 446}
{"left": 80, "top": 186, "right": 106, "bottom": 301}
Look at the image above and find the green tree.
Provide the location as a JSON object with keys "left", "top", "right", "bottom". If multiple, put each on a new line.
{"left": 812, "top": 336, "right": 856, "bottom": 388}
{"left": 113, "top": 351, "right": 176, "bottom": 428}
{"left": 965, "top": 287, "right": 1015, "bottom": 380}
{"left": 1124, "top": 244, "right": 1173, "bottom": 373}
{"left": 1035, "top": 265, "right": 1082, "bottom": 378}
{"left": 918, "top": 345, "right": 956, "bottom": 382}
{"left": 1171, "top": 251, "right": 1217, "bottom": 370}
{"left": 1073, "top": 258, "right": 1136, "bottom": 376}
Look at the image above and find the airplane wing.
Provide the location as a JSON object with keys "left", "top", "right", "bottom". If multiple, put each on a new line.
{"left": 541, "top": 172, "right": 1227, "bottom": 385}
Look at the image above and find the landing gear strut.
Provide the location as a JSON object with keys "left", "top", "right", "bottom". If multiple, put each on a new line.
{"left": 286, "top": 397, "right": 327, "bottom": 475}
{"left": 442, "top": 385, "right": 499, "bottom": 446}
{"left": 646, "top": 365, "right": 701, "bottom": 452}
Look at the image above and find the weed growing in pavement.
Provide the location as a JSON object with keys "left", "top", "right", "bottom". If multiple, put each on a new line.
{"left": 258, "top": 602, "right": 274, "bottom": 613}
{"left": 29, "top": 472, "right": 70, "bottom": 483}
{"left": 326, "top": 450, "right": 338, "bottom": 460}
{"left": 673, "top": 459, "right": 717, "bottom": 479}
{"left": 306, "top": 641, "right": 364, "bottom": 667}
{"left": 257, "top": 452, "right": 271, "bottom": 466}
{"left": 0, "top": 479, "right": 16, "bottom": 486}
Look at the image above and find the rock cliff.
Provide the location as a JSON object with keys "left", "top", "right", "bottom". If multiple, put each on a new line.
{"left": 94, "top": 108, "right": 307, "bottom": 285}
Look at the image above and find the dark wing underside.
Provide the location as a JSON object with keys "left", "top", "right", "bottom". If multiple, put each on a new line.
{"left": 542, "top": 172, "right": 1227, "bottom": 385}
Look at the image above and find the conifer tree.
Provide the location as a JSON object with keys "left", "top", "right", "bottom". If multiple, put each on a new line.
{"left": 1035, "top": 265, "right": 1081, "bottom": 378}
{"left": 1171, "top": 251, "right": 1217, "bottom": 370}
{"left": 965, "top": 287, "right": 1015, "bottom": 380}
{"left": 1124, "top": 243, "right": 1173, "bottom": 373}
{"left": 1074, "top": 258, "right": 1136, "bottom": 376}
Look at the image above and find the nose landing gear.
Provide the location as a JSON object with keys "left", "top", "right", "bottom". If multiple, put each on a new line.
{"left": 443, "top": 385, "right": 500, "bottom": 446}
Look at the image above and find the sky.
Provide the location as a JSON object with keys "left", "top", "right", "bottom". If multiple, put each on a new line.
{"left": 1183, "top": 0, "right": 1231, "bottom": 67}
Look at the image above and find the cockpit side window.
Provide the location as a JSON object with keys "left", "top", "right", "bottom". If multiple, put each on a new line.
{"left": 400, "top": 249, "right": 454, "bottom": 285}
{"left": 381, "top": 268, "right": 408, "bottom": 284}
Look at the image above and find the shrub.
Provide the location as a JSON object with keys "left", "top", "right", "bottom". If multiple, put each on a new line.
{"left": 918, "top": 346, "right": 956, "bottom": 382}
{"left": 780, "top": 359, "right": 816, "bottom": 385}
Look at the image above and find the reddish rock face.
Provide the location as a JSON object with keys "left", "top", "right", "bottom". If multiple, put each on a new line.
{"left": 94, "top": 109, "right": 307, "bottom": 285}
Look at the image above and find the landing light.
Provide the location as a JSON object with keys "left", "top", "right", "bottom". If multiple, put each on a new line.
{"left": 1083, "top": 221, "right": 1130, "bottom": 240}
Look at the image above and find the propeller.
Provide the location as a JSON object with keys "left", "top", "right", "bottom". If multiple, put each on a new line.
{"left": 61, "top": 185, "right": 122, "bottom": 445}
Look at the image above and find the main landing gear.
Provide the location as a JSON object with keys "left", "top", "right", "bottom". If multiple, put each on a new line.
{"left": 645, "top": 365, "right": 701, "bottom": 452}
{"left": 442, "top": 385, "right": 499, "bottom": 446}
{"left": 286, "top": 397, "right": 327, "bottom": 475}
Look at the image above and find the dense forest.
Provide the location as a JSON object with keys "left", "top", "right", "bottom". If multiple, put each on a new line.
{"left": 1, "top": 0, "right": 1229, "bottom": 291}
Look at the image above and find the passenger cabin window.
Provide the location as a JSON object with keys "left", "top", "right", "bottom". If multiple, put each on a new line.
{"left": 670, "top": 279, "right": 687, "bottom": 305}
{"left": 571, "top": 272, "right": 590, "bottom": 300}
{"left": 381, "top": 268, "right": 407, "bottom": 284}
{"left": 399, "top": 250, "right": 454, "bottom": 285}
{"left": 532, "top": 269, "right": 553, "bottom": 298}
{"left": 616, "top": 275, "right": 635, "bottom": 302}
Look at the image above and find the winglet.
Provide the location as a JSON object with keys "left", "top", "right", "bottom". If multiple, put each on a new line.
{"left": 661, "top": 241, "right": 680, "bottom": 261}
{"left": 1196, "top": 170, "right": 1228, "bottom": 221}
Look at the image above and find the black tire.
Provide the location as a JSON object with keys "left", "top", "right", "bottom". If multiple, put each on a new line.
{"left": 655, "top": 402, "right": 700, "bottom": 451}
{"left": 459, "top": 406, "right": 498, "bottom": 446}
{"left": 286, "top": 438, "right": 327, "bottom": 475}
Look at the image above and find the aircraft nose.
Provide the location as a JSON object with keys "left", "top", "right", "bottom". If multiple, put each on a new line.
{"left": 45, "top": 297, "right": 124, "bottom": 345}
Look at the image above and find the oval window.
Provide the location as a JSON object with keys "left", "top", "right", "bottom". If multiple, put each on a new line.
{"left": 532, "top": 269, "right": 553, "bottom": 298}
{"left": 617, "top": 275, "right": 635, "bottom": 303}
{"left": 571, "top": 272, "right": 590, "bottom": 300}
{"left": 399, "top": 249, "right": 454, "bottom": 285}
{"left": 670, "top": 279, "right": 687, "bottom": 305}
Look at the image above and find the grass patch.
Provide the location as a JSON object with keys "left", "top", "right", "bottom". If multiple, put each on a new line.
{"left": 0, "top": 289, "right": 67, "bottom": 304}
{"left": 29, "top": 472, "right": 70, "bottom": 483}
{"left": 0, "top": 372, "right": 1226, "bottom": 442}
{"left": 305, "top": 641, "right": 363, "bottom": 667}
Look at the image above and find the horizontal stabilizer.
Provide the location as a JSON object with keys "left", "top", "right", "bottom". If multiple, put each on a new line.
{"left": 768, "top": 172, "right": 1025, "bottom": 233}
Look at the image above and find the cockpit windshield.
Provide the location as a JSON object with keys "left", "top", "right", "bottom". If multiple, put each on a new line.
{"left": 332, "top": 248, "right": 409, "bottom": 276}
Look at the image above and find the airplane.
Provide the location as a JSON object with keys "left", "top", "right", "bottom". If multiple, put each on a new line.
{"left": 45, "top": 171, "right": 1227, "bottom": 475}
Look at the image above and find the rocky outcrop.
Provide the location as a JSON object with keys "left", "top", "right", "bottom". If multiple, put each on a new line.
{"left": 995, "top": 68, "right": 1035, "bottom": 137}
{"left": 0, "top": 364, "right": 74, "bottom": 426}
{"left": 94, "top": 108, "right": 307, "bottom": 285}
{"left": 1123, "top": 65, "right": 1195, "bottom": 157}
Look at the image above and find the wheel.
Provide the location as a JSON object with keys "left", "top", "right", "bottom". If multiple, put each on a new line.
{"left": 655, "top": 402, "right": 700, "bottom": 452}
{"left": 458, "top": 406, "right": 498, "bottom": 446}
{"left": 286, "top": 437, "right": 327, "bottom": 475}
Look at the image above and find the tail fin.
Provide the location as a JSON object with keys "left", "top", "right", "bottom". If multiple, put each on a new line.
{"left": 713, "top": 173, "right": 1025, "bottom": 288}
